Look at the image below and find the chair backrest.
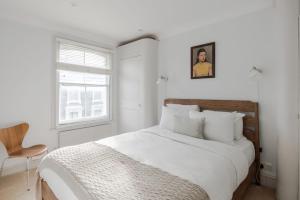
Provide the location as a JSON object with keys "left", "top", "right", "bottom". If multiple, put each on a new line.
{"left": 0, "top": 123, "right": 29, "bottom": 154}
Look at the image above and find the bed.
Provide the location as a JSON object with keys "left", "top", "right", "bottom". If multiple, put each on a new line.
{"left": 39, "top": 98, "right": 260, "bottom": 200}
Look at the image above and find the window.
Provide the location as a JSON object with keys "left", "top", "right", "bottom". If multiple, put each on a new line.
{"left": 56, "top": 39, "right": 112, "bottom": 128}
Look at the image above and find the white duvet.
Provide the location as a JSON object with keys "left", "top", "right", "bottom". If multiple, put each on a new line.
{"left": 39, "top": 126, "right": 252, "bottom": 200}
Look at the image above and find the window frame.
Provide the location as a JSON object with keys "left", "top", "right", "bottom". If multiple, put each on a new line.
{"left": 55, "top": 38, "right": 113, "bottom": 131}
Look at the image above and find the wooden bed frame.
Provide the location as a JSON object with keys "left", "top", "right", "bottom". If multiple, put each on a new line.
{"left": 41, "top": 98, "right": 260, "bottom": 200}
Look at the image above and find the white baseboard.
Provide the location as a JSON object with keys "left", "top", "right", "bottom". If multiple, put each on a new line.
{"left": 261, "top": 172, "right": 277, "bottom": 189}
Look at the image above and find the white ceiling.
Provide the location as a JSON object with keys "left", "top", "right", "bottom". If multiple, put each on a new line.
{"left": 0, "top": 0, "right": 274, "bottom": 43}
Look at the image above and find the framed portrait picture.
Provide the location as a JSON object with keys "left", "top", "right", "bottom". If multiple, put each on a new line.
{"left": 191, "top": 42, "right": 215, "bottom": 79}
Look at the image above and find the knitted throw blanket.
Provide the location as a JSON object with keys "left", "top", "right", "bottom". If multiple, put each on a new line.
{"left": 45, "top": 142, "right": 210, "bottom": 200}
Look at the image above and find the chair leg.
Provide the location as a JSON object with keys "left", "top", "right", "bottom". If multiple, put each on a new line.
{"left": 26, "top": 157, "right": 30, "bottom": 191}
{"left": 34, "top": 150, "right": 49, "bottom": 178}
{"left": 0, "top": 157, "right": 9, "bottom": 177}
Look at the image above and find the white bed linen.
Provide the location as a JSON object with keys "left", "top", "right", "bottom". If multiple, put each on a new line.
{"left": 39, "top": 126, "right": 252, "bottom": 200}
{"left": 232, "top": 136, "right": 255, "bottom": 166}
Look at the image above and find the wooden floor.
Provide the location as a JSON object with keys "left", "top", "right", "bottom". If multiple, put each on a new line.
{"left": 244, "top": 185, "right": 275, "bottom": 200}
{"left": 0, "top": 170, "right": 276, "bottom": 200}
{"left": 0, "top": 169, "right": 39, "bottom": 200}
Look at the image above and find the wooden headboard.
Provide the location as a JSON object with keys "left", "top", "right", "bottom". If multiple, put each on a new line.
{"left": 164, "top": 98, "right": 260, "bottom": 170}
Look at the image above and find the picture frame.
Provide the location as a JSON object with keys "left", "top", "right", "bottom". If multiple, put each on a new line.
{"left": 191, "top": 42, "right": 215, "bottom": 79}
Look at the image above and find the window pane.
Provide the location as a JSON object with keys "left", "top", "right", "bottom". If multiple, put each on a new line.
{"left": 84, "top": 73, "right": 110, "bottom": 85}
{"left": 59, "top": 71, "right": 109, "bottom": 85}
{"left": 59, "top": 71, "right": 85, "bottom": 84}
{"left": 59, "top": 85, "right": 85, "bottom": 123}
{"left": 59, "top": 84, "right": 109, "bottom": 124}
{"left": 85, "top": 87, "right": 108, "bottom": 118}
{"left": 57, "top": 39, "right": 111, "bottom": 126}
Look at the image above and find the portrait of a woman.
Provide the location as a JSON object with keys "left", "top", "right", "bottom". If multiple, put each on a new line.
{"left": 191, "top": 42, "right": 215, "bottom": 79}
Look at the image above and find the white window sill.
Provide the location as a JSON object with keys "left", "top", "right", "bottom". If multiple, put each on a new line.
{"left": 56, "top": 120, "right": 112, "bottom": 133}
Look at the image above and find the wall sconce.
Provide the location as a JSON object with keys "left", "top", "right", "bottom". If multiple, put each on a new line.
{"left": 249, "top": 66, "right": 263, "bottom": 102}
{"left": 156, "top": 75, "right": 168, "bottom": 84}
{"left": 249, "top": 66, "right": 263, "bottom": 80}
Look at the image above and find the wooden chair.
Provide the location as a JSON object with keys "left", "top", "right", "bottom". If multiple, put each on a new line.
{"left": 0, "top": 123, "right": 47, "bottom": 191}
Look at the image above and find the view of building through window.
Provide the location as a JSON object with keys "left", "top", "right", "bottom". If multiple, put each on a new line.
{"left": 58, "top": 71, "right": 108, "bottom": 124}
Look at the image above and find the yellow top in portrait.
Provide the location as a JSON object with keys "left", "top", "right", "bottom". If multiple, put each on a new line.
{"left": 193, "top": 62, "right": 212, "bottom": 77}
{"left": 192, "top": 47, "right": 213, "bottom": 77}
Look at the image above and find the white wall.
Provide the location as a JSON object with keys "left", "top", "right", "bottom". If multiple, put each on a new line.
{"left": 158, "top": 2, "right": 298, "bottom": 197}
{"left": 0, "top": 18, "right": 118, "bottom": 175}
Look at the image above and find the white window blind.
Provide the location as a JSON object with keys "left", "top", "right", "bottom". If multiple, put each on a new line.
{"left": 58, "top": 43, "right": 110, "bottom": 69}
{"left": 56, "top": 39, "right": 112, "bottom": 128}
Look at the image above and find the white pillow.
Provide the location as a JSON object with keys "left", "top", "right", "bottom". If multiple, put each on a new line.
{"left": 202, "top": 110, "right": 246, "bottom": 142}
{"left": 167, "top": 104, "right": 200, "bottom": 113}
{"left": 190, "top": 110, "right": 235, "bottom": 144}
{"left": 233, "top": 112, "right": 246, "bottom": 140}
{"left": 173, "top": 115, "right": 204, "bottom": 139}
{"left": 159, "top": 106, "right": 177, "bottom": 130}
{"left": 160, "top": 104, "right": 199, "bottom": 121}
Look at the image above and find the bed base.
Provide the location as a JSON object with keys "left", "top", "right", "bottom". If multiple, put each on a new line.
{"left": 41, "top": 178, "right": 58, "bottom": 200}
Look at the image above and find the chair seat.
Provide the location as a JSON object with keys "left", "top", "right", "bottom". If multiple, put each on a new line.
{"left": 9, "top": 144, "right": 47, "bottom": 158}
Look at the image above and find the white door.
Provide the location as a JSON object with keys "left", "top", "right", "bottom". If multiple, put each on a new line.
{"left": 119, "top": 56, "right": 143, "bottom": 133}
